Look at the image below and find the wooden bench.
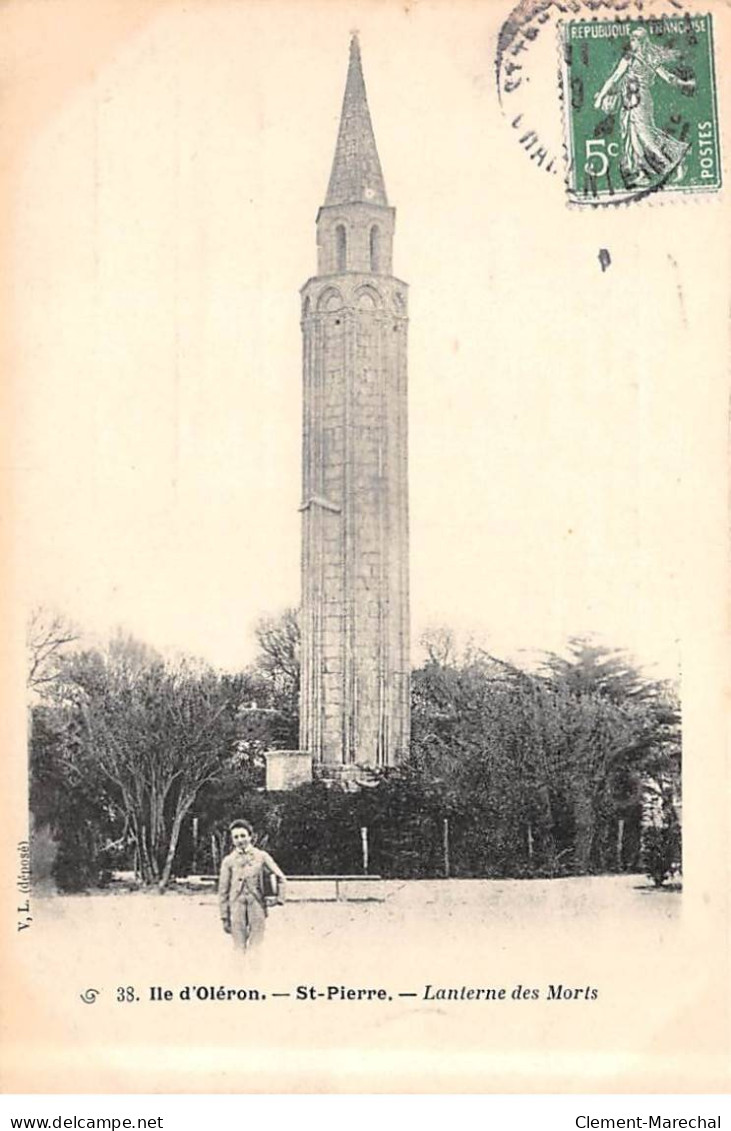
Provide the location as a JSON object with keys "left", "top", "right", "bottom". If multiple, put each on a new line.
{"left": 195, "top": 873, "right": 385, "bottom": 902}
{"left": 285, "top": 875, "right": 385, "bottom": 902}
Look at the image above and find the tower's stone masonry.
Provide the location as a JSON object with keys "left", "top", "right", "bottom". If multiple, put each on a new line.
{"left": 299, "top": 38, "right": 410, "bottom": 771}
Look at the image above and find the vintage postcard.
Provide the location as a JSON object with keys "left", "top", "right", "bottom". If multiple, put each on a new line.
{"left": 1, "top": 0, "right": 729, "bottom": 1094}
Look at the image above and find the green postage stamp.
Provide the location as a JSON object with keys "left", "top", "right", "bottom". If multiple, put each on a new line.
{"left": 562, "top": 14, "right": 721, "bottom": 204}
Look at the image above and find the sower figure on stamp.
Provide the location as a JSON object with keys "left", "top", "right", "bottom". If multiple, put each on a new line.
{"left": 218, "top": 819, "right": 287, "bottom": 953}
{"left": 593, "top": 28, "right": 696, "bottom": 184}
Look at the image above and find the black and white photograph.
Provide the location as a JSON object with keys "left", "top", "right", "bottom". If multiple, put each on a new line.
{"left": 2, "top": 0, "right": 729, "bottom": 1094}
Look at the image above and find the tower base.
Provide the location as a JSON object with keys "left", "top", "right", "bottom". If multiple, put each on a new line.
{"left": 313, "top": 762, "right": 382, "bottom": 791}
{"left": 264, "top": 750, "right": 312, "bottom": 792}
{"left": 264, "top": 751, "right": 383, "bottom": 792}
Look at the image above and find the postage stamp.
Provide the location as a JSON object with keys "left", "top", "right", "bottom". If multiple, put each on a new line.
{"left": 561, "top": 13, "right": 721, "bottom": 205}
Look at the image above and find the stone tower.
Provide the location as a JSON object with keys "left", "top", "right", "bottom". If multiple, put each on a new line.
{"left": 299, "top": 35, "right": 410, "bottom": 773}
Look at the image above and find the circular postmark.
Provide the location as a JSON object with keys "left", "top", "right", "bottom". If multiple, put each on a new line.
{"left": 496, "top": 0, "right": 722, "bottom": 205}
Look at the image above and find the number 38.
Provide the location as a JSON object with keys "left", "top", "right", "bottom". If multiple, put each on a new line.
{"left": 584, "top": 139, "right": 619, "bottom": 177}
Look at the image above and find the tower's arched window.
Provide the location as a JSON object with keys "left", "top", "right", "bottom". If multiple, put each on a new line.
{"left": 317, "top": 287, "right": 343, "bottom": 313}
{"left": 370, "top": 225, "right": 381, "bottom": 273}
{"left": 355, "top": 286, "right": 381, "bottom": 310}
{"left": 335, "top": 225, "right": 347, "bottom": 272}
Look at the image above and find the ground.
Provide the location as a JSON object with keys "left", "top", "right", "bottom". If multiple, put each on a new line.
{"left": 10, "top": 874, "right": 702, "bottom": 1093}
{"left": 29, "top": 873, "right": 681, "bottom": 988}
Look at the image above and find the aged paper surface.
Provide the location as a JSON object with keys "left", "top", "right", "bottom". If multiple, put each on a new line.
{"left": 1, "top": 0, "right": 729, "bottom": 1094}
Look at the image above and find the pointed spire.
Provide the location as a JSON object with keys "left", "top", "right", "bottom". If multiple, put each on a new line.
{"left": 325, "top": 35, "right": 388, "bottom": 207}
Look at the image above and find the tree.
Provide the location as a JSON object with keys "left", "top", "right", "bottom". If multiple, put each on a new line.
{"left": 411, "top": 645, "right": 550, "bottom": 875}
{"left": 26, "top": 607, "right": 79, "bottom": 698}
{"left": 255, "top": 607, "right": 300, "bottom": 693}
{"left": 248, "top": 607, "right": 301, "bottom": 749}
{"left": 29, "top": 700, "right": 121, "bottom": 890}
{"left": 410, "top": 636, "right": 678, "bottom": 877}
{"left": 419, "top": 626, "right": 457, "bottom": 668}
{"left": 541, "top": 636, "right": 666, "bottom": 704}
{"left": 540, "top": 638, "right": 681, "bottom": 873}
{"left": 58, "top": 637, "right": 245, "bottom": 889}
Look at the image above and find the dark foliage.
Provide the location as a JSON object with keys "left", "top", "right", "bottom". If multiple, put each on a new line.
{"left": 27, "top": 610, "right": 682, "bottom": 888}
{"left": 29, "top": 705, "right": 121, "bottom": 891}
{"left": 642, "top": 821, "right": 682, "bottom": 887}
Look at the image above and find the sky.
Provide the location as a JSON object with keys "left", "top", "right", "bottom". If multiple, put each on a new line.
{"left": 7, "top": 0, "right": 728, "bottom": 679}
